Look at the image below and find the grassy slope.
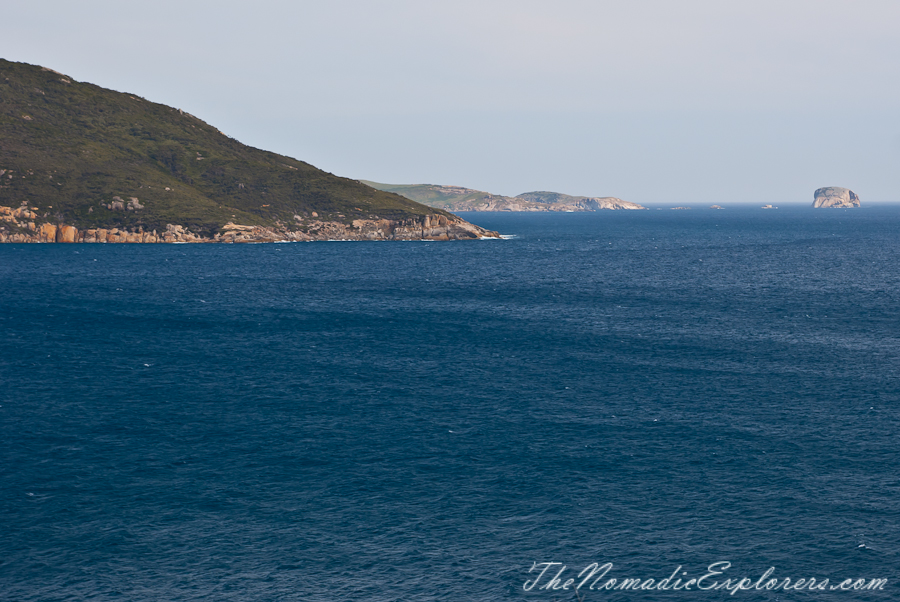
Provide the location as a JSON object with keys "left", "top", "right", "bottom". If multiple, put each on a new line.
{"left": 0, "top": 59, "right": 450, "bottom": 236}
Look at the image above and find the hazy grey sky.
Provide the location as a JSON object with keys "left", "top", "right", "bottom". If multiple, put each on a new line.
{"left": 4, "top": 0, "right": 899, "bottom": 203}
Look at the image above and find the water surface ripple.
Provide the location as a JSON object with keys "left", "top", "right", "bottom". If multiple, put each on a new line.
{"left": 1, "top": 208, "right": 898, "bottom": 600}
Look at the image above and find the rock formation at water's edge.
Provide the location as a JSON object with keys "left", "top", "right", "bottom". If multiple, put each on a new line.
{"left": 813, "top": 187, "right": 860, "bottom": 208}
{"left": 0, "top": 206, "right": 493, "bottom": 243}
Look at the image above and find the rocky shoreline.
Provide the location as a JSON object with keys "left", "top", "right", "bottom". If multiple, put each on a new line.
{"left": 0, "top": 207, "right": 499, "bottom": 243}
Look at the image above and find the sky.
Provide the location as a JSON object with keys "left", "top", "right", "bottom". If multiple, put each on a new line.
{"left": 3, "top": 0, "right": 899, "bottom": 204}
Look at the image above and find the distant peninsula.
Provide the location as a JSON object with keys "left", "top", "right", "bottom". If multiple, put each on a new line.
{"left": 812, "top": 187, "right": 860, "bottom": 208}
{"left": 362, "top": 182, "right": 645, "bottom": 212}
{"left": 0, "top": 59, "right": 498, "bottom": 242}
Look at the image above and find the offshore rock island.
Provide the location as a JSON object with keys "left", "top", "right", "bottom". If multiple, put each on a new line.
{"left": 363, "top": 182, "right": 646, "bottom": 212}
{"left": 0, "top": 59, "right": 498, "bottom": 242}
{"left": 813, "top": 187, "right": 860, "bottom": 208}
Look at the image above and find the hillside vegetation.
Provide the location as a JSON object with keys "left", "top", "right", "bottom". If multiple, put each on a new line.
{"left": 0, "top": 59, "right": 456, "bottom": 238}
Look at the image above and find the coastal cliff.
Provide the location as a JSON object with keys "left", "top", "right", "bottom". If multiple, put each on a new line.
{"left": 813, "top": 187, "right": 860, "bottom": 208}
{"left": 0, "top": 59, "right": 497, "bottom": 242}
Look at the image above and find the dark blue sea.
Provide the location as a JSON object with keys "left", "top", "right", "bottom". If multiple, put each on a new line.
{"left": 2, "top": 207, "right": 898, "bottom": 601}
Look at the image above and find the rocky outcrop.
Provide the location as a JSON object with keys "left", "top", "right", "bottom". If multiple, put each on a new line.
{"left": 813, "top": 187, "right": 860, "bottom": 208}
{"left": 39, "top": 223, "right": 57, "bottom": 242}
{"left": 104, "top": 196, "right": 145, "bottom": 211}
{"left": 0, "top": 205, "right": 37, "bottom": 221}
{"left": 57, "top": 225, "right": 78, "bottom": 242}
{"left": 0, "top": 206, "right": 499, "bottom": 243}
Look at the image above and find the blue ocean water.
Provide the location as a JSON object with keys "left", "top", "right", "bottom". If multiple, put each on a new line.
{"left": 1, "top": 207, "right": 898, "bottom": 601}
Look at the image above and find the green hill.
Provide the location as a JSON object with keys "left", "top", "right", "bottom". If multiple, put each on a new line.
{"left": 0, "top": 59, "right": 487, "bottom": 241}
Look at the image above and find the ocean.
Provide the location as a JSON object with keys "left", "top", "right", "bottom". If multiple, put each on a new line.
{"left": 1, "top": 207, "right": 898, "bottom": 600}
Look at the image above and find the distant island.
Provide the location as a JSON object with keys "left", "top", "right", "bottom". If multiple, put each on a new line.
{"left": 0, "top": 59, "right": 498, "bottom": 242}
{"left": 813, "top": 187, "right": 860, "bottom": 208}
{"left": 362, "top": 181, "right": 646, "bottom": 212}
